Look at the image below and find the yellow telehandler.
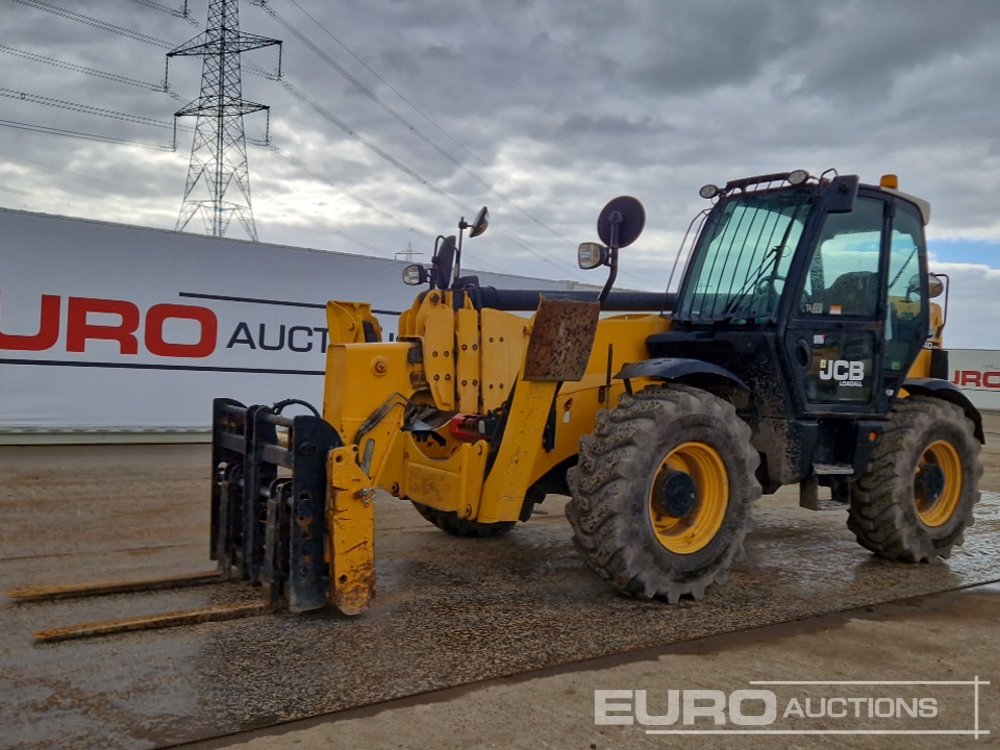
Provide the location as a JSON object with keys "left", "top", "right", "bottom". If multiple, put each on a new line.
{"left": 14, "top": 169, "right": 983, "bottom": 641}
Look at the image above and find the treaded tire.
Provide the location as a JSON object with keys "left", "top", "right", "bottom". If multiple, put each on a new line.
{"left": 411, "top": 502, "right": 515, "bottom": 538}
{"left": 565, "top": 385, "right": 760, "bottom": 603}
{"left": 849, "top": 396, "right": 982, "bottom": 562}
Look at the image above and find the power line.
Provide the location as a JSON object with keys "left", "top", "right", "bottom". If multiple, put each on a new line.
{"left": 0, "top": 88, "right": 191, "bottom": 133}
{"left": 267, "top": 73, "right": 568, "bottom": 273}
{"left": 8, "top": 0, "right": 566, "bottom": 262}
{"left": 0, "top": 117, "right": 176, "bottom": 150}
{"left": 126, "top": 0, "right": 200, "bottom": 27}
{"left": 254, "top": 189, "right": 508, "bottom": 275}
{"left": 10, "top": 0, "right": 176, "bottom": 48}
{"left": 264, "top": 145, "right": 397, "bottom": 223}
{"left": 282, "top": 0, "right": 487, "bottom": 169}
{"left": 0, "top": 44, "right": 182, "bottom": 101}
{"left": 5, "top": 0, "right": 596, "bottom": 280}
{"left": 248, "top": 0, "right": 575, "bottom": 247}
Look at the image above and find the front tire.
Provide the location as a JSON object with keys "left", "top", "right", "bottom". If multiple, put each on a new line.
{"left": 849, "top": 396, "right": 982, "bottom": 562}
{"left": 566, "top": 385, "right": 760, "bottom": 603}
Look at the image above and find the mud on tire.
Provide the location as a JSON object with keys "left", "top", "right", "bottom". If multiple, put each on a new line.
{"left": 566, "top": 385, "right": 760, "bottom": 603}
{"left": 849, "top": 396, "right": 982, "bottom": 562}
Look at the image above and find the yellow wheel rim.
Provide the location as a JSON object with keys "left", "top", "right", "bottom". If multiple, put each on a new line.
{"left": 915, "top": 440, "right": 962, "bottom": 527}
{"left": 648, "top": 441, "right": 729, "bottom": 555}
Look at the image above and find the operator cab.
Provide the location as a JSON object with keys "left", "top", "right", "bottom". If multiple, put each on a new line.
{"left": 654, "top": 170, "right": 936, "bottom": 418}
{"left": 646, "top": 170, "right": 944, "bottom": 495}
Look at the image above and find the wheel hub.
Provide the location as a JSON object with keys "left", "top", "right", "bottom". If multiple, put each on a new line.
{"left": 648, "top": 441, "right": 729, "bottom": 555}
{"left": 653, "top": 470, "right": 697, "bottom": 518}
{"left": 917, "top": 463, "right": 946, "bottom": 503}
{"left": 914, "top": 439, "right": 963, "bottom": 527}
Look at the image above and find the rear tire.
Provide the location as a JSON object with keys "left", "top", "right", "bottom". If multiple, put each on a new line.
{"left": 566, "top": 385, "right": 760, "bottom": 603}
{"left": 410, "top": 502, "right": 515, "bottom": 538}
{"left": 849, "top": 396, "right": 982, "bottom": 562}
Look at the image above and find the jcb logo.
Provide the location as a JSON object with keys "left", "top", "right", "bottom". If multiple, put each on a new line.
{"left": 819, "top": 359, "right": 865, "bottom": 384}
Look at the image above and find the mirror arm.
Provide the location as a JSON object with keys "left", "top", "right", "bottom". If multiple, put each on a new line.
{"left": 454, "top": 217, "right": 466, "bottom": 286}
{"left": 598, "top": 248, "right": 619, "bottom": 307}
{"left": 598, "top": 210, "right": 624, "bottom": 307}
{"left": 430, "top": 236, "right": 444, "bottom": 290}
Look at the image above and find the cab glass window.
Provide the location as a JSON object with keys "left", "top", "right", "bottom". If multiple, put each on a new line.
{"left": 800, "top": 197, "right": 884, "bottom": 317}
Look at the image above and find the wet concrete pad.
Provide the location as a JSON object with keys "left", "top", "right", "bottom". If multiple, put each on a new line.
{"left": 1, "top": 445, "right": 998, "bottom": 749}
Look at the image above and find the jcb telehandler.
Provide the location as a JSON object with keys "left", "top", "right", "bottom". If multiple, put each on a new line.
{"left": 15, "top": 169, "right": 983, "bottom": 641}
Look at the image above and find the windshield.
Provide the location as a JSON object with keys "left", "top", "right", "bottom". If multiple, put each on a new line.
{"left": 676, "top": 189, "right": 815, "bottom": 323}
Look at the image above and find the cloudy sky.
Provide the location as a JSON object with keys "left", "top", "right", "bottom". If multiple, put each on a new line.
{"left": 1, "top": 0, "right": 998, "bottom": 348}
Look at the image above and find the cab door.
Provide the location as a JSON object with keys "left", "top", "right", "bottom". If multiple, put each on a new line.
{"left": 783, "top": 195, "right": 888, "bottom": 414}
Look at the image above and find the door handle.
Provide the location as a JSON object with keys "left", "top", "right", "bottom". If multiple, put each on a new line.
{"left": 795, "top": 338, "right": 811, "bottom": 367}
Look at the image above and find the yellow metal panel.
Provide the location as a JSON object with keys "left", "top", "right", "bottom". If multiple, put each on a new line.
{"left": 323, "top": 342, "right": 413, "bottom": 441}
{"left": 478, "top": 313, "right": 669, "bottom": 520}
{"left": 480, "top": 309, "right": 530, "bottom": 412}
{"left": 908, "top": 349, "right": 932, "bottom": 380}
{"left": 415, "top": 292, "right": 456, "bottom": 410}
{"left": 400, "top": 438, "right": 489, "bottom": 517}
{"left": 327, "top": 301, "right": 383, "bottom": 344}
{"left": 327, "top": 445, "right": 376, "bottom": 615}
{"left": 396, "top": 294, "right": 425, "bottom": 339}
{"left": 456, "top": 307, "right": 481, "bottom": 412}
{"left": 478, "top": 379, "right": 559, "bottom": 523}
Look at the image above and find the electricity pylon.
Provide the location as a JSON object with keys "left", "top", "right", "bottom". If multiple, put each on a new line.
{"left": 167, "top": 0, "right": 281, "bottom": 241}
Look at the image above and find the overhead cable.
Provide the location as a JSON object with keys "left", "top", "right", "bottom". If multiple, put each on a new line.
{"left": 0, "top": 117, "right": 176, "bottom": 150}
{"left": 10, "top": 0, "right": 175, "bottom": 48}
{"left": 0, "top": 88, "right": 192, "bottom": 133}
{"left": 126, "top": 0, "right": 199, "bottom": 27}
{"left": 249, "top": 1, "right": 574, "bottom": 246}
{"left": 0, "top": 44, "right": 181, "bottom": 100}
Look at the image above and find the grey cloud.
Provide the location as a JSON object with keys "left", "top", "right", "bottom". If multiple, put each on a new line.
{"left": 0, "top": 0, "right": 998, "bottom": 326}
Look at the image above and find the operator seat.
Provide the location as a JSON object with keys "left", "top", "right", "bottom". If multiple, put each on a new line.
{"left": 823, "top": 271, "right": 878, "bottom": 316}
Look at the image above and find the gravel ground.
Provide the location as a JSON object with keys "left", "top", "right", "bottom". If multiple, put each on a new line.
{"left": 1, "top": 413, "right": 997, "bottom": 750}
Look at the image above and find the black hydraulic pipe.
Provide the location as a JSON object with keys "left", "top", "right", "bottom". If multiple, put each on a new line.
{"left": 476, "top": 287, "right": 675, "bottom": 313}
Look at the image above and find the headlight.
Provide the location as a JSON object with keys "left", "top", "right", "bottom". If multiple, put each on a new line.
{"left": 699, "top": 184, "right": 720, "bottom": 199}
{"left": 787, "top": 169, "right": 809, "bottom": 185}
{"left": 577, "top": 242, "right": 606, "bottom": 270}
{"left": 402, "top": 264, "right": 428, "bottom": 285}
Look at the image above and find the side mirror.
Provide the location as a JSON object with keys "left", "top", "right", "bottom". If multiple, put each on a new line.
{"left": 597, "top": 196, "right": 645, "bottom": 249}
{"left": 824, "top": 175, "right": 859, "bottom": 214}
{"left": 469, "top": 206, "right": 489, "bottom": 238}
{"left": 927, "top": 273, "right": 945, "bottom": 299}
{"left": 590, "top": 196, "right": 646, "bottom": 306}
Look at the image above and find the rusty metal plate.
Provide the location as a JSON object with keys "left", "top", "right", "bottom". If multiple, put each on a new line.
{"left": 523, "top": 296, "right": 600, "bottom": 381}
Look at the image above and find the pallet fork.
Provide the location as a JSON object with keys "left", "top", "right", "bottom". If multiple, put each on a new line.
{"left": 8, "top": 398, "right": 359, "bottom": 643}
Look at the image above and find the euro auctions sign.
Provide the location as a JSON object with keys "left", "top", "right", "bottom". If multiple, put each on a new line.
{"left": 595, "top": 679, "right": 990, "bottom": 738}
{"left": 0, "top": 208, "right": 575, "bottom": 433}
{"left": 0, "top": 292, "right": 337, "bottom": 361}
{"left": 951, "top": 349, "right": 1000, "bottom": 411}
